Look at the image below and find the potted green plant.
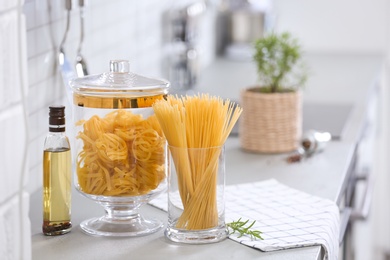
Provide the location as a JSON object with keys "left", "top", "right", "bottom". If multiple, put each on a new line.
{"left": 239, "top": 32, "right": 308, "bottom": 153}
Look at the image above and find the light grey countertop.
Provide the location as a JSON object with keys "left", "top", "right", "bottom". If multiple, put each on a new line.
{"left": 29, "top": 52, "right": 383, "bottom": 260}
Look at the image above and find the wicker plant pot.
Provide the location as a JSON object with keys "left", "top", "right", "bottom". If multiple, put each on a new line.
{"left": 239, "top": 88, "right": 302, "bottom": 153}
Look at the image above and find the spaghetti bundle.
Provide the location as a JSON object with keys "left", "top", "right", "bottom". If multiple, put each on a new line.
{"left": 153, "top": 94, "right": 242, "bottom": 230}
{"left": 76, "top": 110, "right": 166, "bottom": 196}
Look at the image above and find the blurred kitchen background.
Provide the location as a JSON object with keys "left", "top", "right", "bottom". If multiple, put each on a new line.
{"left": 1, "top": 0, "right": 389, "bottom": 259}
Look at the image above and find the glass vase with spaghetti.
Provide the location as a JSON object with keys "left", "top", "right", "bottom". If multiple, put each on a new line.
{"left": 153, "top": 94, "right": 242, "bottom": 243}
{"left": 69, "top": 60, "right": 170, "bottom": 237}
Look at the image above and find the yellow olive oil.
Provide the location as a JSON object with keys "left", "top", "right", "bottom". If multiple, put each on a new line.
{"left": 42, "top": 148, "right": 72, "bottom": 235}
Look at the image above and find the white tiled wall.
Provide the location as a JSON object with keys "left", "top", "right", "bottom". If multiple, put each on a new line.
{"left": 0, "top": 193, "right": 31, "bottom": 260}
{"left": 0, "top": 0, "right": 31, "bottom": 259}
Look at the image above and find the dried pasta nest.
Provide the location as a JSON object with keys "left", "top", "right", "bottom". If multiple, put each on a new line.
{"left": 76, "top": 110, "right": 166, "bottom": 197}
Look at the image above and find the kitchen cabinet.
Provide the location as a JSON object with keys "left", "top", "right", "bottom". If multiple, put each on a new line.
{"left": 29, "top": 52, "right": 383, "bottom": 259}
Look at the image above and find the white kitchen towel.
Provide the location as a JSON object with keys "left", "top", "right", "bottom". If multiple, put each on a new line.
{"left": 150, "top": 179, "right": 340, "bottom": 260}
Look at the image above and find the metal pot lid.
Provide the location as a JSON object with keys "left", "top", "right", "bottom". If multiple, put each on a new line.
{"left": 70, "top": 60, "right": 170, "bottom": 95}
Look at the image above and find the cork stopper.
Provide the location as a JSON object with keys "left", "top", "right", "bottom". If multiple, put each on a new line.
{"left": 49, "top": 106, "right": 66, "bottom": 132}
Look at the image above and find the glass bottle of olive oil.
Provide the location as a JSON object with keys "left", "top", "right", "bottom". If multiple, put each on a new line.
{"left": 42, "top": 106, "right": 72, "bottom": 235}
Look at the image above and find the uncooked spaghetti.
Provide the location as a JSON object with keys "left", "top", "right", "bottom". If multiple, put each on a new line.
{"left": 76, "top": 110, "right": 166, "bottom": 196}
{"left": 153, "top": 94, "right": 242, "bottom": 230}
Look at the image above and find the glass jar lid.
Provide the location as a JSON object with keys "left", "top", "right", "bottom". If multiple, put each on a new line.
{"left": 70, "top": 60, "right": 170, "bottom": 109}
{"left": 70, "top": 60, "right": 170, "bottom": 96}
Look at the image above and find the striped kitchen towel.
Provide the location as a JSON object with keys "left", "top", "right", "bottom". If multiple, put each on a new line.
{"left": 150, "top": 179, "right": 340, "bottom": 260}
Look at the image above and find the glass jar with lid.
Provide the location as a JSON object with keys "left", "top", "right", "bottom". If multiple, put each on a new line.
{"left": 70, "top": 60, "right": 170, "bottom": 237}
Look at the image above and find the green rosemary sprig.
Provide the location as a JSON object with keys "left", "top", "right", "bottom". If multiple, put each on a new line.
{"left": 227, "top": 218, "right": 263, "bottom": 240}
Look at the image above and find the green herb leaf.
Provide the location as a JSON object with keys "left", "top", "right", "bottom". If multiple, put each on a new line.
{"left": 253, "top": 32, "right": 308, "bottom": 93}
{"left": 227, "top": 218, "right": 264, "bottom": 240}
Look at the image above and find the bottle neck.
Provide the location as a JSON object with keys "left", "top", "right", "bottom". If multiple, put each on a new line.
{"left": 49, "top": 124, "right": 65, "bottom": 132}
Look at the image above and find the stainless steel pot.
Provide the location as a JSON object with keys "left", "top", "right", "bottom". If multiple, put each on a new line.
{"left": 216, "top": 0, "right": 271, "bottom": 59}
{"left": 229, "top": 8, "right": 264, "bottom": 44}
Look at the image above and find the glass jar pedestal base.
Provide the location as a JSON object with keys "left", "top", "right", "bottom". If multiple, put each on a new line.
{"left": 77, "top": 185, "right": 166, "bottom": 237}
{"left": 80, "top": 214, "right": 163, "bottom": 237}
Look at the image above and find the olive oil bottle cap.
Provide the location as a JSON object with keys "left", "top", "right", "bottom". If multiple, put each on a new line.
{"left": 49, "top": 106, "right": 65, "bottom": 132}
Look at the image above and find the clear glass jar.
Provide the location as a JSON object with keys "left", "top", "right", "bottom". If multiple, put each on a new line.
{"left": 165, "top": 145, "right": 228, "bottom": 244}
{"left": 70, "top": 60, "right": 170, "bottom": 237}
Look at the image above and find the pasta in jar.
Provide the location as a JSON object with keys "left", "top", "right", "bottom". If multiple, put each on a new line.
{"left": 76, "top": 109, "right": 166, "bottom": 196}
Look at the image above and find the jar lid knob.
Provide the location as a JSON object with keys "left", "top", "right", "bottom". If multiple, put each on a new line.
{"left": 110, "top": 60, "right": 130, "bottom": 73}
